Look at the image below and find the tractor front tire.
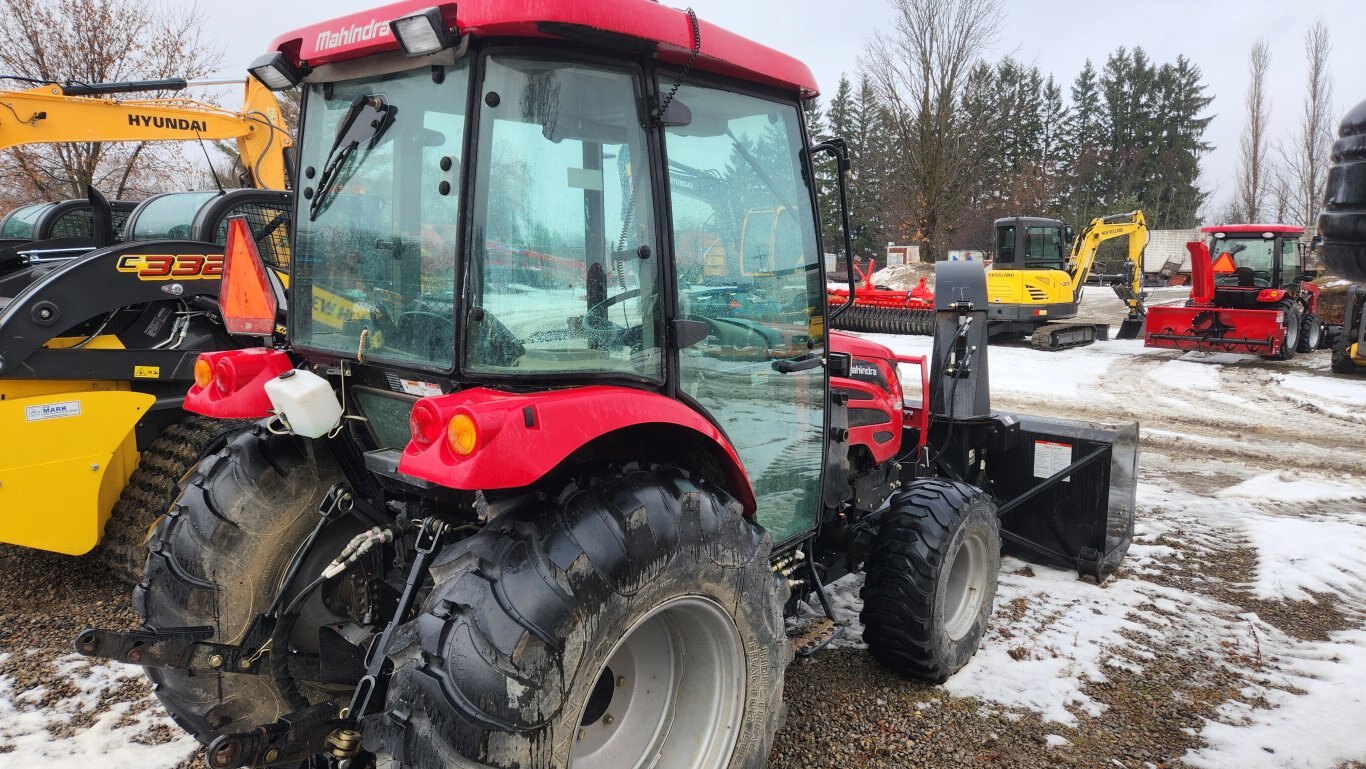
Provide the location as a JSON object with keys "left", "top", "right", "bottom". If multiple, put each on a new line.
{"left": 95, "top": 415, "right": 249, "bottom": 584}
{"left": 1297, "top": 313, "right": 1324, "bottom": 353}
{"left": 136, "top": 426, "right": 354, "bottom": 747}
{"left": 861, "top": 479, "right": 1001, "bottom": 683}
{"left": 1268, "top": 303, "right": 1301, "bottom": 360}
{"left": 367, "top": 464, "right": 788, "bottom": 769}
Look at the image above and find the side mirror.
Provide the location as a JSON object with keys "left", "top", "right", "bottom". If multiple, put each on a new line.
{"left": 1295, "top": 271, "right": 1319, "bottom": 283}
{"left": 660, "top": 98, "right": 692, "bottom": 128}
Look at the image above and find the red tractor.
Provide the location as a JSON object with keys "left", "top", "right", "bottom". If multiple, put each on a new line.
{"left": 76, "top": 3, "right": 1137, "bottom": 767}
{"left": 1145, "top": 224, "right": 1324, "bottom": 359}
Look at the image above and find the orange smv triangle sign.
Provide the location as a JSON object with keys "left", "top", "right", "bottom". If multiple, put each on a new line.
{"left": 1211, "top": 252, "right": 1238, "bottom": 273}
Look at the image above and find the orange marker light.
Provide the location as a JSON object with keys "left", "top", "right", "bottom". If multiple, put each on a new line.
{"left": 221, "top": 216, "right": 278, "bottom": 336}
{"left": 447, "top": 414, "right": 478, "bottom": 456}
{"left": 193, "top": 356, "right": 213, "bottom": 389}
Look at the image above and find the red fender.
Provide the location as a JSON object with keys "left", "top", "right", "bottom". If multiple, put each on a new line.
{"left": 184, "top": 348, "right": 292, "bottom": 418}
{"left": 398, "top": 386, "right": 757, "bottom": 514}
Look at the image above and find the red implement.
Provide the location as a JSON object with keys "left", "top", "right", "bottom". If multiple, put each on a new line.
{"left": 828, "top": 262, "right": 936, "bottom": 335}
{"left": 1144, "top": 242, "right": 1289, "bottom": 355}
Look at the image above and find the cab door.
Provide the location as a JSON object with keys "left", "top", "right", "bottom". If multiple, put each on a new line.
{"left": 662, "top": 82, "right": 826, "bottom": 545}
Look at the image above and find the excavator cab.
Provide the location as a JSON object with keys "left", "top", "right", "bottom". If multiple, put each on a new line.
{"left": 993, "top": 216, "right": 1069, "bottom": 271}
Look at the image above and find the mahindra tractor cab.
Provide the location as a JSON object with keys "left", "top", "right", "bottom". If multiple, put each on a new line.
{"left": 77, "top": 3, "right": 1138, "bottom": 768}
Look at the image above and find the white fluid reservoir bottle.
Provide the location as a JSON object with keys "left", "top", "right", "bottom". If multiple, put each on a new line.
{"left": 264, "top": 369, "right": 343, "bottom": 438}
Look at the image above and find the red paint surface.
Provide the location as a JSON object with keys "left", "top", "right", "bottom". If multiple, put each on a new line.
{"left": 1200, "top": 224, "right": 1305, "bottom": 236}
{"left": 184, "top": 348, "right": 292, "bottom": 418}
{"left": 268, "top": 0, "right": 818, "bottom": 97}
{"left": 829, "top": 331, "right": 913, "bottom": 464}
{"left": 1144, "top": 306, "right": 1288, "bottom": 355}
{"left": 397, "top": 385, "right": 757, "bottom": 513}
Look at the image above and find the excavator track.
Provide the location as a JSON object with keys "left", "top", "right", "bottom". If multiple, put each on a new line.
{"left": 94, "top": 415, "right": 252, "bottom": 583}
{"left": 832, "top": 306, "right": 935, "bottom": 336}
{"left": 1030, "top": 323, "right": 1100, "bottom": 351}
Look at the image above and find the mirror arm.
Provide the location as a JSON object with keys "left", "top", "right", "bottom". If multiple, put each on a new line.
{"left": 809, "top": 138, "right": 856, "bottom": 320}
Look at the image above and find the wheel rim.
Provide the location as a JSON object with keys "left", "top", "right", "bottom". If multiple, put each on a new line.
{"left": 1285, "top": 316, "right": 1300, "bottom": 349}
{"left": 570, "top": 596, "right": 745, "bottom": 769}
{"left": 1306, "top": 322, "right": 1321, "bottom": 349}
{"left": 943, "top": 530, "right": 991, "bottom": 641}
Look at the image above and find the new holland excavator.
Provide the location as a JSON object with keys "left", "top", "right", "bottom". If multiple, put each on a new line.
{"left": 832, "top": 210, "right": 1150, "bottom": 350}
{"left": 0, "top": 78, "right": 293, "bottom": 581}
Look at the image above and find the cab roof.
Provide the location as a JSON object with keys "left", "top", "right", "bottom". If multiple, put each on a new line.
{"left": 266, "top": 0, "right": 819, "bottom": 98}
{"left": 1201, "top": 224, "right": 1305, "bottom": 235}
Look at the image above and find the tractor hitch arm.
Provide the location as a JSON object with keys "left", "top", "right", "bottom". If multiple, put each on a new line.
{"left": 205, "top": 702, "right": 347, "bottom": 769}
{"left": 74, "top": 623, "right": 287, "bottom": 675}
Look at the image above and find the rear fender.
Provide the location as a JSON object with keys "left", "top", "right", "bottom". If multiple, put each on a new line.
{"left": 398, "top": 386, "right": 757, "bottom": 515}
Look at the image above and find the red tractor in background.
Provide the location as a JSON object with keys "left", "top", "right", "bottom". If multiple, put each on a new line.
{"left": 1145, "top": 224, "right": 1324, "bottom": 360}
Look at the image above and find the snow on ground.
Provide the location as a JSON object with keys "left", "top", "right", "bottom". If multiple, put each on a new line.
{"left": 817, "top": 323, "right": 1366, "bottom": 766}
{"left": 0, "top": 655, "right": 196, "bottom": 769}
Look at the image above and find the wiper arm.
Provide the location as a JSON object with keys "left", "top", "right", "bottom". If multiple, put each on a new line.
{"left": 309, "top": 94, "right": 396, "bottom": 222}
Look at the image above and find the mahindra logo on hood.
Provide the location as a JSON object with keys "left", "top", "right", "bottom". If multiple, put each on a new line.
{"left": 315, "top": 18, "right": 392, "bottom": 52}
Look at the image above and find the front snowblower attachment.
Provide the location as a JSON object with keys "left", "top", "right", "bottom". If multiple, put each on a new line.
{"left": 828, "top": 261, "right": 936, "bottom": 335}
{"left": 926, "top": 261, "right": 1139, "bottom": 580}
{"left": 1144, "top": 242, "right": 1290, "bottom": 356}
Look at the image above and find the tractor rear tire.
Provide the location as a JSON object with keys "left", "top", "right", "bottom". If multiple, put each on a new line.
{"left": 1267, "top": 303, "right": 1301, "bottom": 361}
{"left": 135, "top": 426, "right": 354, "bottom": 747}
{"left": 860, "top": 479, "right": 1000, "bottom": 683}
{"left": 1297, "top": 313, "right": 1324, "bottom": 353}
{"left": 366, "top": 464, "right": 788, "bottom": 769}
{"left": 94, "top": 415, "right": 249, "bottom": 584}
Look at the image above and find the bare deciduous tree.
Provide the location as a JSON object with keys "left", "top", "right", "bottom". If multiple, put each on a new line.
{"left": 1275, "top": 20, "right": 1334, "bottom": 228}
{"left": 1234, "top": 38, "right": 1271, "bottom": 221}
{"left": 860, "top": 0, "right": 1004, "bottom": 261}
{"left": 0, "top": 0, "right": 224, "bottom": 204}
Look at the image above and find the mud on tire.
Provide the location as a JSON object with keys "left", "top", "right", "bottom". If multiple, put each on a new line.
{"left": 860, "top": 479, "right": 1001, "bottom": 683}
{"left": 366, "top": 464, "right": 788, "bottom": 769}
{"left": 135, "top": 425, "right": 352, "bottom": 745}
{"left": 95, "top": 415, "right": 249, "bottom": 584}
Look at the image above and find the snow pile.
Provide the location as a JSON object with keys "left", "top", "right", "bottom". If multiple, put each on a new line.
{"left": 0, "top": 655, "right": 195, "bottom": 769}
{"left": 868, "top": 262, "right": 936, "bottom": 291}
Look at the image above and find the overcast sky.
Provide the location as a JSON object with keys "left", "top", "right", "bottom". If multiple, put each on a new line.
{"left": 213, "top": 0, "right": 1365, "bottom": 218}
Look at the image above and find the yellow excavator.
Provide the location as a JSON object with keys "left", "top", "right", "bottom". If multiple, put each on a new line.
{"left": 1, "top": 75, "right": 290, "bottom": 189}
{"left": 987, "top": 210, "right": 1149, "bottom": 350}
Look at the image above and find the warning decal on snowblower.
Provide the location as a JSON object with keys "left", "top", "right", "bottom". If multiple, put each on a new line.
{"left": 1033, "top": 440, "right": 1073, "bottom": 482}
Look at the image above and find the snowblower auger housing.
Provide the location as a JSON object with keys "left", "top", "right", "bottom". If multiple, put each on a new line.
{"left": 76, "top": 4, "right": 1138, "bottom": 767}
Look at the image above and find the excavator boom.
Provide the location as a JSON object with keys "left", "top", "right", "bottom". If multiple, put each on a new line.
{"left": 1064, "top": 210, "right": 1149, "bottom": 338}
{"left": 0, "top": 78, "right": 291, "bottom": 189}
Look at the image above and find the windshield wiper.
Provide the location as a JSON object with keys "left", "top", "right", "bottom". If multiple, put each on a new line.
{"left": 309, "top": 94, "right": 396, "bottom": 222}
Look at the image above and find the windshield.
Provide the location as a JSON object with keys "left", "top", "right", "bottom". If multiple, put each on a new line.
{"left": 1, "top": 204, "right": 48, "bottom": 239}
{"left": 130, "top": 192, "right": 218, "bottom": 240}
{"left": 464, "top": 55, "right": 661, "bottom": 378}
{"left": 1212, "top": 237, "right": 1275, "bottom": 287}
{"left": 293, "top": 63, "right": 469, "bottom": 369}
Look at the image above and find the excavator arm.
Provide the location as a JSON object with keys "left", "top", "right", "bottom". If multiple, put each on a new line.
{"left": 0, "top": 78, "right": 290, "bottom": 189}
{"left": 1066, "top": 210, "right": 1148, "bottom": 319}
